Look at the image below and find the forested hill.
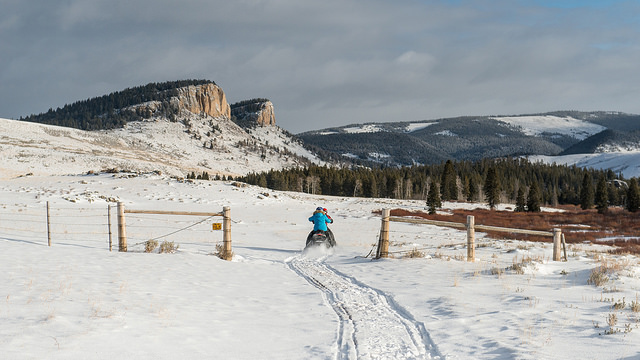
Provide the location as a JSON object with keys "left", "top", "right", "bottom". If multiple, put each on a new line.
{"left": 20, "top": 80, "right": 213, "bottom": 130}
{"left": 298, "top": 111, "right": 640, "bottom": 167}
{"left": 238, "top": 158, "right": 633, "bottom": 210}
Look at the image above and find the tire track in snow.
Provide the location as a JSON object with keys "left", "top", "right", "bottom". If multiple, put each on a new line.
{"left": 287, "top": 255, "right": 441, "bottom": 360}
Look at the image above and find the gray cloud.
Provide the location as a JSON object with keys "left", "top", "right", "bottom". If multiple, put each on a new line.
{"left": 1, "top": 0, "right": 639, "bottom": 133}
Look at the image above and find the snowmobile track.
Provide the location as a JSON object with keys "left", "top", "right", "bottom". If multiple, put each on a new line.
{"left": 287, "top": 255, "right": 441, "bottom": 360}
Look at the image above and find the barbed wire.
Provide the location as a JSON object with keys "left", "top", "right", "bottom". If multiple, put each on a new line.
{"left": 129, "top": 214, "right": 219, "bottom": 246}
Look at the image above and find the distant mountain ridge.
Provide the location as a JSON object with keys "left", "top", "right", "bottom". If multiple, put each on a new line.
{"left": 299, "top": 111, "right": 640, "bottom": 166}
{"left": 10, "top": 80, "right": 640, "bottom": 177}
{"left": 2, "top": 81, "right": 323, "bottom": 178}
{"left": 561, "top": 129, "right": 640, "bottom": 155}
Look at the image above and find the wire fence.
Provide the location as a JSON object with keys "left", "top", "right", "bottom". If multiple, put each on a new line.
{"left": 0, "top": 202, "right": 224, "bottom": 254}
{"left": 376, "top": 210, "right": 564, "bottom": 261}
{"left": 379, "top": 219, "right": 472, "bottom": 257}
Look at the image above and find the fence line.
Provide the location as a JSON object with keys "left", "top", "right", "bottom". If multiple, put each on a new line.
{"left": 0, "top": 202, "right": 230, "bottom": 256}
{"left": 377, "top": 209, "right": 564, "bottom": 262}
{"left": 118, "top": 202, "right": 233, "bottom": 260}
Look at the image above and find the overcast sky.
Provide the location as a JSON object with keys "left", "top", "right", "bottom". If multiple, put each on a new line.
{"left": 1, "top": 0, "right": 639, "bottom": 133}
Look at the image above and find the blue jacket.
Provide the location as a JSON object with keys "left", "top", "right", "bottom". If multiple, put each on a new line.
{"left": 309, "top": 211, "right": 333, "bottom": 232}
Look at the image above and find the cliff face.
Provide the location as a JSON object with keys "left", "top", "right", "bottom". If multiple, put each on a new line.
{"left": 171, "top": 83, "right": 231, "bottom": 119}
{"left": 231, "top": 100, "right": 276, "bottom": 127}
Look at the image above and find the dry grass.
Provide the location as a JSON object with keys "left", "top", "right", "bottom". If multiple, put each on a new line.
{"left": 214, "top": 243, "right": 234, "bottom": 260}
{"left": 385, "top": 207, "right": 640, "bottom": 254}
{"left": 612, "top": 298, "right": 626, "bottom": 310}
{"left": 588, "top": 266, "right": 610, "bottom": 287}
{"left": 404, "top": 248, "right": 426, "bottom": 258}
{"left": 588, "top": 258, "right": 632, "bottom": 287}
{"left": 159, "top": 241, "right": 179, "bottom": 253}
{"left": 631, "top": 295, "right": 640, "bottom": 313}
{"left": 144, "top": 240, "right": 158, "bottom": 253}
{"left": 490, "top": 267, "right": 505, "bottom": 276}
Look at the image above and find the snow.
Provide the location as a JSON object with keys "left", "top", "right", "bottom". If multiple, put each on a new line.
{"left": 492, "top": 115, "right": 606, "bottom": 140}
{"left": 369, "top": 152, "right": 391, "bottom": 160}
{"left": 2, "top": 173, "right": 640, "bottom": 359}
{"left": 342, "top": 153, "right": 360, "bottom": 159}
{"left": 0, "top": 117, "right": 321, "bottom": 179}
{"left": 3, "top": 115, "right": 640, "bottom": 359}
{"left": 434, "top": 130, "right": 457, "bottom": 137}
{"left": 405, "top": 123, "right": 435, "bottom": 133}
{"left": 342, "top": 124, "right": 383, "bottom": 134}
{"left": 530, "top": 151, "right": 640, "bottom": 178}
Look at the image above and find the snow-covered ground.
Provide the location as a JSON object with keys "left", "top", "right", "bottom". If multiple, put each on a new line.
{"left": 0, "top": 117, "right": 320, "bottom": 179}
{"left": 492, "top": 115, "right": 606, "bottom": 140}
{"left": 530, "top": 151, "right": 640, "bottom": 179}
{"left": 342, "top": 124, "right": 384, "bottom": 134}
{"left": 2, "top": 173, "right": 640, "bottom": 359}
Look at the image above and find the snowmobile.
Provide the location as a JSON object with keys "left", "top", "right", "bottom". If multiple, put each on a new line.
{"left": 305, "top": 228, "right": 336, "bottom": 250}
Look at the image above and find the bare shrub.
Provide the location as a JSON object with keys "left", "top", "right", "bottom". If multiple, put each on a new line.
{"left": 510, "top": 255, "right": 540, "bottom": 275}
{"left": 510, "top": 262, "right": 526, "bottom": 275}
{"left": 490, "top": 267, "right": 504, "bottom": 276}
{"left": 631, "top": 295, "right": 640, "bottom": 313}
{"left": 159, "top": 241, "right": 179, "bottom": 253}
{"left": 144, "top": 240, "right": 158, "bottom": 253}
{"left": 612, "top": 297, "right": 626, "bottom": 310}
{"left": 404, "top": 248, "right": 425, "bottom": 259}
{"left": 214, "top": 243, "right": 234, "bottom": 260}
{"left": 588, "top": 267, "right": 609, "bottom": 287}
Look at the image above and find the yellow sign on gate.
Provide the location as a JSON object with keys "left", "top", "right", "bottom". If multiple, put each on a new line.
{"left": 212, "top": 223, "right": 222, "bottom": 231}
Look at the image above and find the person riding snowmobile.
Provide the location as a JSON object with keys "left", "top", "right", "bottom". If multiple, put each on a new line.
{"left": 306, "top": 207, "right": 336, "bottom": 247}
{"left": 309, "top": 207, "right": 332, "bottom": 234}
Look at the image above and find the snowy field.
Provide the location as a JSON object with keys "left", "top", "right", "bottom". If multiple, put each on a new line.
{"left": 2, "top": 173, "right": 640, "bottom": 359}
{"left": 492, "top": 116, "right": 606, "bottom": 140}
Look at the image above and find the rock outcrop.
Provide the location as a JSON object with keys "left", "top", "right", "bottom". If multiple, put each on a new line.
{"left": 171, "top": 83, "right": 230, "bottom": 118}
{"left": 231, "top": 99, "right": 276, "bottom": 127}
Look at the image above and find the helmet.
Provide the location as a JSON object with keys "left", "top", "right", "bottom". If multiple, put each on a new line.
{"left": 316, "top": 207, "right": 323, "bottom": 211}
{"left": 323, "top": 208, "right": 327, "bottom": 212}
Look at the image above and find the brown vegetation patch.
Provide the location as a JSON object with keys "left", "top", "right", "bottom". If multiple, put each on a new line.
{"left": 377, "top": 206, "right": 640, "bottom": 254}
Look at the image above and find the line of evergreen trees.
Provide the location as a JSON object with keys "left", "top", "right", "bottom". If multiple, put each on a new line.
{"left": 21, "top": 80, "right": 214, "bottom": 130}
{"left": 237, "top": 158, "right": 640, "bottom": 213}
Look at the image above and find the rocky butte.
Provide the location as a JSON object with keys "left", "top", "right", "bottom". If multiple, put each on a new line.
{"left": 230, "top": 99, "right": 276, "bottom": 127}
{"left": 171, "top": 83, "right": 231, "bottom": 119}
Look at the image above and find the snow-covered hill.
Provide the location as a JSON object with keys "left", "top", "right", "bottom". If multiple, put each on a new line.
{"left": 0, "top": 116, "right": 321, "bottom": 179}
{"left": 491, "top": 115, "right": 606, "bottom": 140}
{"left": 531, "top": 151, "right": 640, "bottom": 178}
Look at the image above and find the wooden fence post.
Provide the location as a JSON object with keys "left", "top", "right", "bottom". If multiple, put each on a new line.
{"left": 222, "top": 206, "right": 232, "bottom": 260}
{"left": 561, "top": 233, "right": 567, "bottom": 261}
{"left": 466, "top": 215, "right": 475, "bottom": 262}
{"left": 46, "top": 201, "right": 51, "bottom": 247}
{"left": 376, "top": 209, "right": 390, "bottom": 259}
{"left": 552, "top": 228, "right": 562, "bottom": 261}
{"left": 108, "top": 205, "right": 113, "bottom": 252}
{"left": 117, "top": 202, "right": 127, "bottom": 252}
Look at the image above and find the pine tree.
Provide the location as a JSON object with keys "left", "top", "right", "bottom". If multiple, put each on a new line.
{"left": 440, "top": 160, "right": 458, "bottom": 201}
{"left": 427, "top": 180, "right": 442, "bottom": 215}
{"left": 627, "top": 178, "right": 640, "bottom": 212}
{"left": 515, "top": 186, "right": 526, "bottom": 212}
{"left": 484, "top": 167, "right": 500, "bottom": 210}
{"left": 526, "top": 182, "right": 541, "bottom": 212}
{"left": 467, "top": 177, "right": 477, "bottom": 202}
{"left": 580, "top": 172, "right": 594, "bottom": 210}
{"left": 595, "top": 175, "right": 609, "bottom": 214}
